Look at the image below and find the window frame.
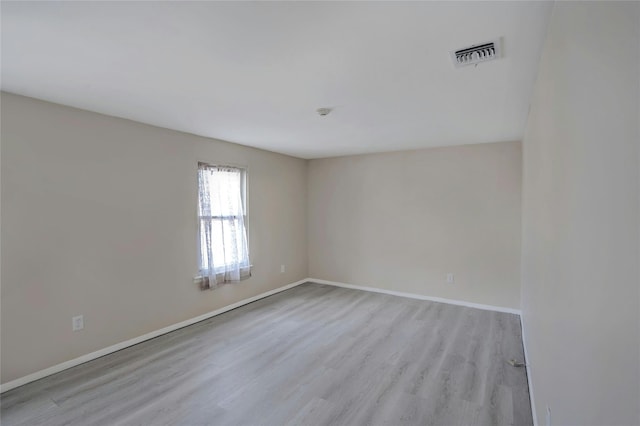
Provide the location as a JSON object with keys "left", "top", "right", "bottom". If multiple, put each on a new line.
{"left": 196, "top": 162, "right": 250, "bottom": 276}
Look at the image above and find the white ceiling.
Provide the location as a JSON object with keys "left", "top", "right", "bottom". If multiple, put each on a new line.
{"left": 1, "top": 1, "right": 552, "bottom": 159}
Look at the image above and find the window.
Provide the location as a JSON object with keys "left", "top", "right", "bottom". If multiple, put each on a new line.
{"left": 197, "top": 163, "right": 250, "bottom": 288}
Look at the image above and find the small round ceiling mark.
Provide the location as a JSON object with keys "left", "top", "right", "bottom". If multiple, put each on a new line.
{"left": 317, "top": 107, "right": 332, "bottom": 117}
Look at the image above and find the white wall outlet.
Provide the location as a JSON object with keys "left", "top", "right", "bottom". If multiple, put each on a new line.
{"left": 280, "top": 264, "right": 285, "bottom": 273}
{"left": 546, "top": 406, "right": 551, "bottom": 426}
{"left": 446, "top": 273, "right": 455, "bottom": 283}
{"left": 72, "top": 315, "right": 84, "bottom": 331}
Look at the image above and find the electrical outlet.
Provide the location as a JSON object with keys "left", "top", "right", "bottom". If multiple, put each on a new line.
{"left": 546, "top": 406, "right": 551, "bottom": 426}
{"left": 72, "top": 315, "right": 84, "bottom": 331}
{"left": 280, "top": 264, "right": 285, "bottom": 273}
{"left": 446, "top": 273, "right": 454, "bottom": 283}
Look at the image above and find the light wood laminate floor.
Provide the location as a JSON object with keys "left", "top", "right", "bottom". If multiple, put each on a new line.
{"left": 1, "top": 283, "right": 532, "bottom": 426}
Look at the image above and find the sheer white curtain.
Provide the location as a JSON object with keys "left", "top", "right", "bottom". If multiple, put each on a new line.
{"left": 198, "top": 163, "right": 251, "bottom": 289}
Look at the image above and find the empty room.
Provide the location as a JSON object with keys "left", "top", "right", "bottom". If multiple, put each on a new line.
{"left": 1, "top": 1, "right": 638, "bottom": 425}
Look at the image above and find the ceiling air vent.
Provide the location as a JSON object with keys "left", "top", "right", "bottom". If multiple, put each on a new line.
{"left": 451, "top": 39, "right": 501, "bottom": 68}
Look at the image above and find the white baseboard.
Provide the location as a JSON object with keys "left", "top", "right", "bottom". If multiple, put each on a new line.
{"left": 1, "top": 278, "right": 525, "bottom": 395}
{"left": 0, "top": 278, "right": 308, "bottom": 394}
{"left": 308, "top": 278, "right": 521, "bottom": 315}
{"left": 520, "top": 315, "right": 538, "bottom": 426}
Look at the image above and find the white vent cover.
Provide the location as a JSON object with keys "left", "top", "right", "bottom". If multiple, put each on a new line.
{"left": 451, "top": 39, "right": 501, "bottom": 67}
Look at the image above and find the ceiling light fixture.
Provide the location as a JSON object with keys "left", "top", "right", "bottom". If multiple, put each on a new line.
{"left": 317, "top": 108, "right": 332, "bottom": 117}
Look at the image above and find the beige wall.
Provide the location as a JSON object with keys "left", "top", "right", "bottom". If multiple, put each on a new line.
{"left": 521, "top": 2, "right": 639, "bottom": 425}
{"left": 0, "top": 93, "right": 308, "bottom": 384}
{"left": 308, "top": 141, "right": 522, "bottom": 309}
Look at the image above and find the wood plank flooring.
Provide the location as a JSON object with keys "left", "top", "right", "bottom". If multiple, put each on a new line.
{"left": 0, "top": 283, "right": 532, "bottom": 426}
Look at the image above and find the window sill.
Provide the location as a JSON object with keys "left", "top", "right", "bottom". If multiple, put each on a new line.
{"left": 193, "top": 265, "right": 253, "bottom": 282}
